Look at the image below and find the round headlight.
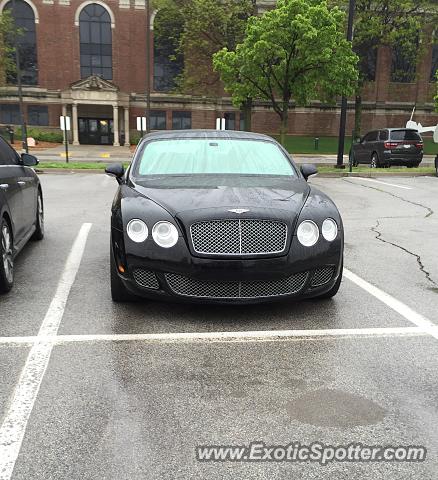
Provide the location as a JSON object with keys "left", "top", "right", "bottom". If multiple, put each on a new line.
{"left": 297, "top": 220, "right": 319, "bottom": 247}
{"left": 322, "top": 218, "right": 338, "bottom": 242}
{"left": 152, "top": 221, "right": 178, "bottom": 248}
{"left": 127, "top": 219, "right": 148, "bottom": 243}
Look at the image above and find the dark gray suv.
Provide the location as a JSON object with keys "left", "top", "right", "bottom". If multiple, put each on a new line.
{"left": 351, "top": 128, "right": 423, "bottom": 168}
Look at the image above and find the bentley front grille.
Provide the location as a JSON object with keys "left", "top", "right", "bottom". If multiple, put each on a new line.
{"left": 165, "top": 272, "right": 308, "bottom": 299}
{"left": 190, "top": 219, "right": 287, "bottom": 256}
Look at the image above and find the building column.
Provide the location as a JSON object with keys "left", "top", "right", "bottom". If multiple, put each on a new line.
{"left": 72, "top": 103, "right": 79, "bottom": 145}
{"left": 123, "top": 107, "right": 130, "bottom": 146}
{"left": 113, "top": 105, "right": 120, "bottom": 146}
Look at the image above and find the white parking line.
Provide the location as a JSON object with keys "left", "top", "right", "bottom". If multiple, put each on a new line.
{"left": 344, "top": 268, "right": 438, "bottom": 339}
{"left": 0, "top": 223, "right": 92, "bottom": 480}
{"left": 349, "top": 178, "right": 412, "bottom": 190}
{"left": 0, "top": 258, "right": 436, "bottom": 479}
{"left": 0, "top": 327, "right": 428, "bottom": 346}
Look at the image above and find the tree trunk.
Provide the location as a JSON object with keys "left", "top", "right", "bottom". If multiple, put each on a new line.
{"left": 279, "top": 108, "right": 288, "bottom": 147}
{"left": 241, "top": 98, "right": 252, "bottom": 132}
{"left": 354, "top": 94, "right": 363, "bottom": 140}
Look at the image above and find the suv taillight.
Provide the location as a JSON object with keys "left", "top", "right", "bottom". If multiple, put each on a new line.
{"left": 415, "top": 142, "right": 423, "bottom": 149}
{"left": 384, "top": 142, "right": 398, "bottom": 149}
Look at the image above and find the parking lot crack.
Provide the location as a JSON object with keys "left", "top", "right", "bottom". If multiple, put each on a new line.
{"left": 342, "top": 179, "right": 434, "bottom": 218}
{"left": 372, "top": 220, "right": 438, "bottom": 287}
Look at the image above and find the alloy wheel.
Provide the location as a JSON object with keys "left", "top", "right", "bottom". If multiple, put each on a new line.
{"left": 1, "top": 223, "right": 13, "bottom": 283}
{"left": 38, "top": 194, "right": 44, "bottom": 235}
{"left": 370, "top": 154, "right": 378, "bottom": 168}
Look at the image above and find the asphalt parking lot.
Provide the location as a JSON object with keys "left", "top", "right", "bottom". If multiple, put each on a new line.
{"left": 1, "top": 172, "right": 437, "bottom": 479}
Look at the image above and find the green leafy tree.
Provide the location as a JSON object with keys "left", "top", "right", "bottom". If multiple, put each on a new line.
{"left": 213, "top": 0, "right": 358, "bottom": 145}
{"left": 335, "top": 0, "right": 438, "bottom": 137}
{"left": 0, "top": 11, "right": 15, "bottom": 86}
{"left": 154, "top": 0, "right": 256, "bottom": 129}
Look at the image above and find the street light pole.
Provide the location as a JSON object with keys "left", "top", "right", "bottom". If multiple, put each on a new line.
{"left": 11, "top": 0, "right": 28, "bottom": 153}
{"left": 336, "top": 0, "right": 356, "bottom": 168}
{"left": 145, "top": 0, "right": 151, "bottom": 134}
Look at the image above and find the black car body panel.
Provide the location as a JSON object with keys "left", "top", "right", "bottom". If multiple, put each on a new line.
{"left": 109, "top": 130, "right": 344, "bottom": 304}
{"left": 0, "top": 136, "right": 41, "bottom": 258}
{"left": 351, "top": 128, "right": 423, "bottom": 167}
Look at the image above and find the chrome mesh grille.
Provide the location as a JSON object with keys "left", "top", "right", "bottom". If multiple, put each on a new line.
{"left": 311, "top": 266, "right": 335, "bottom": 288}
{"left": 190, "top": 219, "right": 287, "bottom": 255}
{"left": 165, "top": 272, "right": 308, "bottom": 299}
{"left": 133, "top": 269, "right": 160, "bottom": 290}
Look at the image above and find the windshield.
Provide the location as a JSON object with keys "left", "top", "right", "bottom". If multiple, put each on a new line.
{"left": 134, "top": 139, "right": 296, "bottom": 177}
{"left": 390, "top": 130, "right": 421, "bottom": 141}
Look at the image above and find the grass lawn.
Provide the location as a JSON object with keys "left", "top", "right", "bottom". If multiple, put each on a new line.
{"left": 36, "top": 161, "right": 436, "bottom": 176}
{"left": 271, "top": 135, "right": 438, "bottom": 156}
{"left": 37, "top": 162, "right": 130, "bottom": 170}
{"left": 316, "top": 166, "right": 436, "bottom": 175}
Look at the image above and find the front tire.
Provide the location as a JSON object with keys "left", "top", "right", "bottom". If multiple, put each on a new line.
{"left": 31, "top": 190, "right": 44, "bottom": 241}
{"left": 110, "top": 242, "right": 134, "bottom": 302}
{"left": 0, "top": 217, "right": 14, "bottom": 294}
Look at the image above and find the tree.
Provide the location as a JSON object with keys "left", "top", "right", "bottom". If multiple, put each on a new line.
{"left": 154, "top": 0, "right": 256, "bottom": 129}
{"left": 335, "top": 0, "right": 438, "bottom": 137}
{"left": 435, "top": 74, "right": 438, "bottom": 111}
{"left": 213, "top": 0, "right": 358, "bottom": 145}
{"left": 0, "top": 11, "right": 15, "bottom": 86}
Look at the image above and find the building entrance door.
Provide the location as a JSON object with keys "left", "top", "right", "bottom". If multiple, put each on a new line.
{"left": 78, "top": 118, "right": 114, "bottom": 145}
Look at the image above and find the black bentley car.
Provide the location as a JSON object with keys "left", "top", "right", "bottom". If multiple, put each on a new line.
{"left": 106, "top": 130, "right": 343, "bottom": 304}
{"left": 0, "top": 136, "right": 44, "bottom": 293}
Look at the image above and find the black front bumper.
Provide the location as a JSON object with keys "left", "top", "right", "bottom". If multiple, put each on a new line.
{"left": 113, "top": 231, "right": 343, "bottom": 304}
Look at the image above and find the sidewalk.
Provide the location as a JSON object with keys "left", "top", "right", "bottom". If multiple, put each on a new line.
{"left": 31, "top": 144, "right": 436, "bottom": 166}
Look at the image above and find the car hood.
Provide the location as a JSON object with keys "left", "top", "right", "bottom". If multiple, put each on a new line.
{"left": 131, "top": 176, "right": 310, "bottom": 223}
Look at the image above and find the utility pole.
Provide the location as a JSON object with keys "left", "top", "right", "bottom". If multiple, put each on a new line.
{"left": 336, "top": 0, "right": 356, "bottom": 168}
{"left": 11, "top": 0, "right": 28, "bottom": 153}
{"left": 145, "top": 0, "right": 151, "bottom": 134}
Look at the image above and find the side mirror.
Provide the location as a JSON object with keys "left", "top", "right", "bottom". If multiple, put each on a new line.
{"left": 21, "top": 153, "right": 38, "bottom": 167}
{"left": 300, "top": 164, "right": 318, "bottom": 181}
{"left": 105, "top": 163, "right": 124, "bottom": 183}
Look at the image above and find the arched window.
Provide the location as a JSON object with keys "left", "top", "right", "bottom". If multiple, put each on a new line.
{"left": 79, "top": 3, "right": 112, "bottom": 79}
{"left": 153, "top": 7, "right": 184, "bottom": 92}
{"left": 4, "top": 0, "right": 38, "bottom": 85}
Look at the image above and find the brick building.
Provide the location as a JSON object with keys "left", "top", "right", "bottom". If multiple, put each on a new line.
{"left": 0, "top": 0, "right": 437, "bottom": 145}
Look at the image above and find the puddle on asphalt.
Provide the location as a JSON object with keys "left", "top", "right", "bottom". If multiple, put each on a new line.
{"left": 286, "top": 388, "right": 387, "bottom": 428}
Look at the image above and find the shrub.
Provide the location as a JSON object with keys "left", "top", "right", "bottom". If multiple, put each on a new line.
{"left": 15, "top": 127, "right": 63, "bottom": 143}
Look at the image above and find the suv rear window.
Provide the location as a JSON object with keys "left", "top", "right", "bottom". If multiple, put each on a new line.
{"left": 390, "top": 130, "right": 421, "bottom": 141}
